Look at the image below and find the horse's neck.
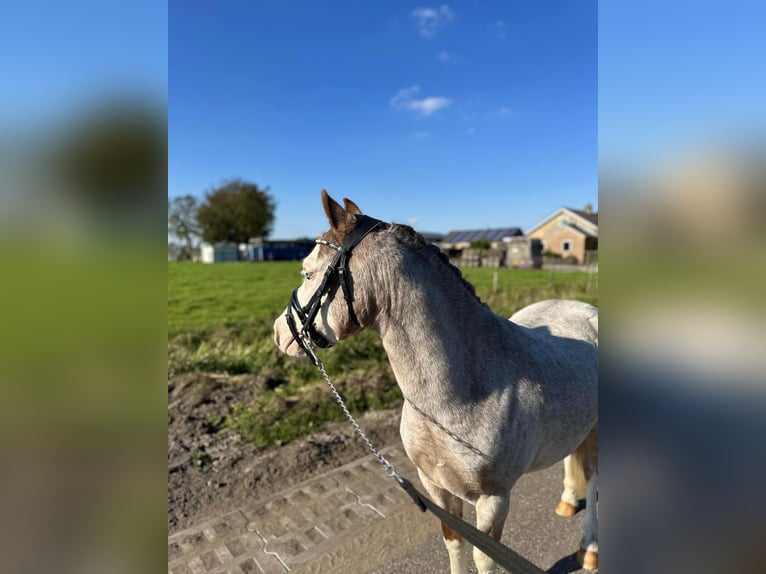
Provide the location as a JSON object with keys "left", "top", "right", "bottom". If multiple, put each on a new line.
{"left": 373, "top": 266, "right": 505, "bottom": 405}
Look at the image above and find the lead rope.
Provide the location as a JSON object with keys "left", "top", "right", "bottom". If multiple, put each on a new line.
{"left": 314, "top": 353, "right": 399, "bottom": 478}
{"left": 308, "top": 340, "right": 547, "bottom": 574}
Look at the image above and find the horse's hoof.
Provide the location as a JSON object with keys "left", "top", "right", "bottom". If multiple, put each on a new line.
{"left": 555, "top": 500, "right": 577, "bottom": 517}
{"left": 576, "top": 548, "right": 598, "bottom": 570}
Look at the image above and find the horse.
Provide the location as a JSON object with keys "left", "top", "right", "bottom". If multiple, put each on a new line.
{"left": 273, "top": 190, "right": 598, "bottom": 573}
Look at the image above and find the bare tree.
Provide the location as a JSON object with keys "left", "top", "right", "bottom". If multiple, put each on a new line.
{"left": 168, "top": 195, "right": 201, "bottom": 260}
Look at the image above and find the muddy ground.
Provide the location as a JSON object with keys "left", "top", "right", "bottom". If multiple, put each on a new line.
{"left": 168, "top": 372, "right": 403, "bottom": 534}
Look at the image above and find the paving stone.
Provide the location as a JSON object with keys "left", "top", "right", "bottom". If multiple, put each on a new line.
{"left": 169, "top": 445, "right": 418, "bottom": 573}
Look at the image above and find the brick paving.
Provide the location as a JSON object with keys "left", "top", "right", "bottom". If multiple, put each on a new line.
{"left": 168, "top": 445, "right": 421, "bottom": 574}
{"left": 169, "top": 444, "right": 589, "bottom": 574}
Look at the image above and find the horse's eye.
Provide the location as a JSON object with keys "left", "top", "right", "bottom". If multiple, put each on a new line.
{"left": 301, "top": 270, "right": 314, "bottom": 281}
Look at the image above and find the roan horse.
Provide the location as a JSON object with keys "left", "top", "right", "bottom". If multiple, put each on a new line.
{"left": 273, "top": 191, "right": 598, "bottom": 573}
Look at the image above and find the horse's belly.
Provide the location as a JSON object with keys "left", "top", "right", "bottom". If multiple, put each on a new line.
{"left": 529, "top": 412, "right": 598, "bottom": 472}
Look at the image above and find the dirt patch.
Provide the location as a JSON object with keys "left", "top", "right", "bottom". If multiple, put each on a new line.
{"left": 168, "top": 371, "right": 402, "bottom": 534}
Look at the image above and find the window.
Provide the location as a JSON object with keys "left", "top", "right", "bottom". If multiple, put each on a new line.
{"left": 561, "top": 239, "right": 572, "bottom": 253}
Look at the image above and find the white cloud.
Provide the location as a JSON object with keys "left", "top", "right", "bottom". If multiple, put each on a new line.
{"left": 409, "top": 97, "right": 451, "bottom": 116}
{"left": 412, "top": 5, "right": 454, "bottom": 39}
{"left": 390, "top": 86, "right": 421, "bottom": 109}
{"left": 437, "top": 50, "right": 450, "bottom": 62}
{"left": 390, "top": 86, "right": 452, "bottom": 117}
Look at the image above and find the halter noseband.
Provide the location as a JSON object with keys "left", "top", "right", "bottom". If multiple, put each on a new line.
{"left": 285, "top": 214, "right": 385, "bottom": 366}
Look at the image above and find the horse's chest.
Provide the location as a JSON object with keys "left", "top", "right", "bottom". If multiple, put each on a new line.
{"left": 400, "top": 413, "right": 489, "bottom": 500}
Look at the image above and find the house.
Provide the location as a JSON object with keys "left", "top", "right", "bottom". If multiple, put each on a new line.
{"left": 525, "top": 205, "right": 598, "bottom": 264}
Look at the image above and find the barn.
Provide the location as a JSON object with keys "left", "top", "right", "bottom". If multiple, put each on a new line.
{"left": 441, "top": 227, "right": 523, "bottom": 268}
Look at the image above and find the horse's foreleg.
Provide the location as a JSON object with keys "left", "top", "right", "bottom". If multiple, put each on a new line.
{"left": 417, "top": 470, "right": 469, "bottom": 574}
{"left": 473, "top": 494, "right": 510, "bottom": 574}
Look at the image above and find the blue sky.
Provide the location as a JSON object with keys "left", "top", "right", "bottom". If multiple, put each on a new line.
{"left": 1, "top": 1, "right": 762, "bottom": 240}
{"left": 169, "top": 1, "right": 597, "bottom": 239}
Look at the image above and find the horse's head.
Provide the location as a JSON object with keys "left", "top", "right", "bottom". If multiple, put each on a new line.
{"left": 273, "top": 189, "right": 385, "bottom": 364}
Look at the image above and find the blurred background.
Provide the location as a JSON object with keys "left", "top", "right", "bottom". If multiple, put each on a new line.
{"left": 600, "top": 1, "right": 766, "bottom": 573}
{"left": 1, "top": 0, "right": 764, "bottom": 573}
{"left": 0, "top": 1, "right": 166, "bottom": 573}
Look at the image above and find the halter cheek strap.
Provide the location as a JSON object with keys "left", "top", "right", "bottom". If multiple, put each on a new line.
{"left": 285, "top": 215, "right": 385, "bottom": 365}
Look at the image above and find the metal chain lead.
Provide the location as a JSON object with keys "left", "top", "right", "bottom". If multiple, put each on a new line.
{"left": 312, "top": 348, "right": 399, "bottom": 479}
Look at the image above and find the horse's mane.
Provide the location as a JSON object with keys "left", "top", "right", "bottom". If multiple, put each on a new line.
{"left": 388, "top": 223, "right": 486, "bottom": 307}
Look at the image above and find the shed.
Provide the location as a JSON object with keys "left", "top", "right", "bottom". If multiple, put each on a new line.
{"left": 200, "top": 242, "right": 239, "bottom": 263}
{"left": 505, "top": 237, "right": 543, "bottom": 269}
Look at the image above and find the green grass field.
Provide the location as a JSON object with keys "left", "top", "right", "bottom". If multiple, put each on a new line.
{"left": 169, "top": 261, "right": 597, "bottom": 338}
{"left": 168, "top": 261, "right": 597, "bottom": 447}
{"left": 169, "top": 261, "right": 302, "bottom": 337}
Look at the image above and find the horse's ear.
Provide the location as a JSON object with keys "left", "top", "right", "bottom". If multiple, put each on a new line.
{"left": 343, "top": 198, "right": 363, "bottom": 215}
{"left": 321, "top": 189, "right": 347, "bottom": 232}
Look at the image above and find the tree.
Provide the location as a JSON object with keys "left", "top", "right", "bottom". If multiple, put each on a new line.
{"left": 196, "top": 179, "right": 275, "bottom": 244}
{"left": 168, "top": 195, "right": 201, "bottom": 260}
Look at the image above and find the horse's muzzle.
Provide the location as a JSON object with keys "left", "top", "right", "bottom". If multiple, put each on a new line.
{"left": 273, "top": 314, "right": 305, "bottom": 358}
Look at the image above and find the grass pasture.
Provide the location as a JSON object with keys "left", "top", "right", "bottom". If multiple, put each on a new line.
{"left": 168, "top": 261, "right": 597, "bottom": 447}
{"left": 169, "top": 261, "right": 302, "bottom": 337}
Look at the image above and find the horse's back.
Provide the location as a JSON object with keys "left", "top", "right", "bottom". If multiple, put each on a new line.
{"left": 508, "top": 298, "right": 598, "bottom": 398}
{"left": 510, "top": 299, "right": 598, "bottom": 346}
{"left": 508, "top": 300, "right": 598, "bottom": 468}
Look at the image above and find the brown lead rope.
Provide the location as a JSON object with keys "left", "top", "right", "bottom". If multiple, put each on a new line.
{"left": 313, "top": 353, "right": 545, "bottom": 574}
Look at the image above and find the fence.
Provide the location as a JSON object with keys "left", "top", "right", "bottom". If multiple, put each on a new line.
{"left": 541, "top": 250, "right": 598, "bottom": 273}
{"left": 456, "top": 249, "right": 598, "bottom": 272}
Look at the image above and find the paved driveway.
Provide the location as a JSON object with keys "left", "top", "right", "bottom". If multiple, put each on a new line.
{"left": 168, "top": 445, "right": 591, "bottom": 574}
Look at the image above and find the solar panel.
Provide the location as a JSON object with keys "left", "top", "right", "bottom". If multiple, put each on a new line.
{"left": 443, "top": 228, "right": 522, "bottom": 243}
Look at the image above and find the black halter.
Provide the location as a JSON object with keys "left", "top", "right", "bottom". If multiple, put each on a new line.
{"left": 285, "top": 214, "right": 385, "bottom": 366}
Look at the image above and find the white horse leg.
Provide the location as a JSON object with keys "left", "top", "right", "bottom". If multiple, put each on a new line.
{"left": 472, "top": 494, "right": 510, "bottom": 574}
{"left": 556, "top": 453, "right": 583, "bottom": 517}
{"left": 417, "top": 470, "right": 470, "bottom": 574}
{"left": 577, "top": 471, "right": 598, "bottom": 570}
{"left": 442, "top": 512, "right": 470, "bottom": 574}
